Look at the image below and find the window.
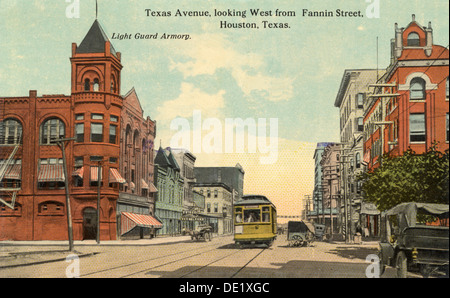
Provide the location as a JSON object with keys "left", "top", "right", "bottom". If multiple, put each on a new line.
{"left": 446, "top": 113, "right": 449, "bottom": 142}
{"left": 214, "top": 203, "right": 218, "bottom": 213}
{"left": 73, "top": 157, "right": 83, "bottom": 187}
{"left": 410, "top": 113, "right": 426, "bottom": 142}
{"left": 75, "top": 123, "right": 84, "bottom": 143}
{"left": 357, "top": 93, "right": 364, "bottom": 109}
{"left": 37, "top": 159, "right": 65, "bottom": 189}
{"left": 93, "top": 79, "right": 99, "bottom": 92}
{"left": 75, "top": 114, "right": 84, "bottom": 121}
{"left": 446, "top": 77, "right": 449, "bottom": 99}
{"left": 407, "top": 32, "right": 420, "bottom": 46}
{"left": 0, "top": 119, "right": 22, "bottom": 145}
{"left": 214, "top": 189, "right": 218, "bottom": 198}
{"left": 90, "top": 123, "right": 103, "bottom": 142}
{"left": 109, "top": 124, "right": 117, "bottom": 144}
{"left": 110, "top": 115, "right": 118, "bottom": 122}
{"left": 40, "top": 118, "right": 65, "bottom": 145}
{"left": 357, "top": 117, "right": 364, "bottom": 132}
{"left": 207, "top": 203, "right": 211, "bottom": 213}
{"left": 207, "top": 190, "right": 211, "bottom": 198}
{"left": 356, "top": 153, "right": 361, "bottom": 169}
{"left": 244, "top": 209, "right": 260, "bottom": 223}
{"left": 91, "top": 114, "right": 104, "bottom": 120}
{"left": 410, "top": 77, "right": 426, "bottom": 100}
{"left": 262, "top": 206, "right": 270, "bottom": 222}
{"left": 84, "top": 79, "right": 90, "bottom": 91}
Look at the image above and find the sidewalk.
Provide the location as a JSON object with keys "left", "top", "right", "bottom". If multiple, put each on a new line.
{"left": 1, "top": 235, "right": 193, "bottom": 247}
{"left": 0, "top": 235, "right": 193, "bottom": 269}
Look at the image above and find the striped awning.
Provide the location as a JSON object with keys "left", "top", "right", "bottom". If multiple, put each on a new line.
{"left": 149, "top": 182, "right": 158, "bottom": 193}
{"left": 110, "top": 168, "right": 126, "bottom": 184}
{"left": 72, "top": 166, "right": 84, "bottom": 178}
{"left": 90, "top": 166, "right": 102, "bottom": 181}
{"left": 141, "top": 179, "right": 149, "bottom": 189}
{"left": 3, "top": 164, "right": 22, "bottom": 180}
{"left": 38, "top": 164, "right": 65, "bottom": 182}
{"left": 120, "top": 212, "right": 163, "bottom": 235}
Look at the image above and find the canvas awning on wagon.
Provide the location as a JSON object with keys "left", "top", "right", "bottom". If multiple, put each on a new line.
{"left": 120, "top": 212, "right": 163, "bottom": 235}
{"left": 37, "top": 164, "right": 65, "bottom": 182}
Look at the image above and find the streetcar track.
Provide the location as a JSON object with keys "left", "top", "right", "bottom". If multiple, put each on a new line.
{"left": 80, "top": 242, "right": 218, "bottom": 277}
{"left": 230, "top": 248, "right": 266, "bottom": 278}
{"left": 177, "top": 248, "right": 245, "bottom": 278}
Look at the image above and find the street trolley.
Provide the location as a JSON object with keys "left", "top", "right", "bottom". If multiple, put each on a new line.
{"left": 234, "top": 195, "right": 277, "bottom": 247}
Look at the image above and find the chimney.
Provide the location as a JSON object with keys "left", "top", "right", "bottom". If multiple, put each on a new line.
{"left": 425, "top": 21, "right": 433, "bottom": 57}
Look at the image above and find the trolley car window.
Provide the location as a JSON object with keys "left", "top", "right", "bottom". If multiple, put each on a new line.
{"left": 235, "top": 207, "right": 243, "bottom": 223}
{"left": 262, "top": 206, "right": 270, "bottom": 222}
{"left": 244, "top": 209, "right": 260, "bottom": 222}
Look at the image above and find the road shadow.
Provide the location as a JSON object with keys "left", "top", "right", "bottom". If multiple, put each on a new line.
{"left": 327, "top": 246, "right": 378, "bottom": 261}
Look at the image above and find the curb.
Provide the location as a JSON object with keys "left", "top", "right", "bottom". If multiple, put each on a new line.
{"left": 0, "top": 252, "right": 97, "bottom": 270}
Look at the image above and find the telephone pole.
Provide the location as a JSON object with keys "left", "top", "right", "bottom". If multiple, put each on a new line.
{"left": 56, "top": 137, "right": 76, "bottom": 252}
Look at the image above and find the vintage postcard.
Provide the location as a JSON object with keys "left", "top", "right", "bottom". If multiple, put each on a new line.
{"left": 0, "top": 0, "right": 448, "bottom": 287}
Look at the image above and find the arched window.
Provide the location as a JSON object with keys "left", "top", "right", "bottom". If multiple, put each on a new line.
{"left": 410, "top": 77, "right": 426, "bottom": 100}
{"left": 93, "top": 79, "right": 100, "bottom": 92}
{"left": 0, "top": 118, "right": 23, "bottom": 145}
{"left": 84, "top": 79, "right": 90, "bottom": 91}
{"left": 40, "top": 118, "right": 65, "bottom": 144}
{"left": 407, "top": 32, "right": 420, "bottom": 46}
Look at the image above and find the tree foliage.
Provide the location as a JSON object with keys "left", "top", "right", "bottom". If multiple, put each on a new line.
{"left": 358, "top": 143, "right": 449, "bottom": 212}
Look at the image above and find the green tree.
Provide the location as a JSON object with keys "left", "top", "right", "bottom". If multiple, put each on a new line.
{"left": 358, "top": 143, "right": 449, "bottom": 212}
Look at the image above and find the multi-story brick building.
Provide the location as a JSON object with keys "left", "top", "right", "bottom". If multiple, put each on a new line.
{"left": 364, "top": 15, "right": 449, "bottom": 170}
{"left": 117, "top": 87, "right": 159, "bottom": 239}
{"left": 0, "top": 19, "right": 125, "bottom": 240}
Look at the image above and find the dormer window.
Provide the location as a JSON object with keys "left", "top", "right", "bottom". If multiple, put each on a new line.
{"left": 407, "top": 32, "right": 420, "bottom": 46}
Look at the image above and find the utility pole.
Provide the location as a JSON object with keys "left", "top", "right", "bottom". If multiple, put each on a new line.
{"left": 97, "top": 160, "right": 102, "bottom": 244}
{"left": 56, "top": 137, "right": 76, "bottom": 252}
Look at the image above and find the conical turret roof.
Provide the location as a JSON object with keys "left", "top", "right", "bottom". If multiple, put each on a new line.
{"left": 76, "top": 19, "right": 117, "bottom": 56}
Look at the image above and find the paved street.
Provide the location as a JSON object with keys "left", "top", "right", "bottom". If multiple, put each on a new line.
{"left": 0, "top": 235, "right": 410, "bottom": 278}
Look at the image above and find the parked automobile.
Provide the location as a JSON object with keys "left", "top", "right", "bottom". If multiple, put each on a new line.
{"left": 287, "top": 221, "right": 315, "bottom": 247}
{"left": 378, "top": 202, "right": 449, "bottom": 278}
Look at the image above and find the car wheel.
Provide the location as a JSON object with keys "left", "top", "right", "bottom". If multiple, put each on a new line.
{"left": 396, "top": 251, "right": 407, "bottom": 278}
{"left": 377, "top": 251, "right": 385, "bottom": 276}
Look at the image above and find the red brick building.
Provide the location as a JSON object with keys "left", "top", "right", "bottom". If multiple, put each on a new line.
{"left": 364, "top": 15, "right": 449, "bottom": 170}
{"left": 0, "top": 20, "right": 126, "bottom": 240}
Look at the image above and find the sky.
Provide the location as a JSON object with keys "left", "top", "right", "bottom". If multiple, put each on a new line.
{"left": 0, "top": 0, "right": 449, "bottom": 219}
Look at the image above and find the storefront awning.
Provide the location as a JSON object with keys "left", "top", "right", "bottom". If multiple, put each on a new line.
{"left": 38, "top": 164, "right": 65, "bottom": 182}
{"left": 121, "top": 212, "right": 163, "bottom": 235}
{"left": 361, "top": 202, "right": 380, "bottom": 215}
{"left": 90, "top": 166, "right": 102, "bottom": 181}
{"left": 3, "top": 164, "right": 22, "bottom": 180}
{"left": 72, "top": 166, "right": 84, "bottom": 179}
{"left": 110, "top": 168, "right": 126, "bottom": 184}
{"left": 141, "top": 179, "right": 149, "bottom": 189}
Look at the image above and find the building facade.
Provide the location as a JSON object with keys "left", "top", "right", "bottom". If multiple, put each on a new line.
{"left": 154, "top": 147, "right": 184, "bottom": 235}
{"left": 1, "top": 20, "right": 124, "bottom": 241}
{"left": 334, "top": 69, "right": 381, "bottom": 239}
{"left": 364, "top": 15, "right": 449, "bottom": 170}
{"left": 192, "top": 182, "right": 233, "bottom": 235}
{"left": 194, "top": 164, "right": 245, "bottom": 203}
{"left": 308, "top": 142, "right": 334, "bottom": 223}
{"left": 117, "top": 88, "right": 159, "bottom": 239}
{"left": 319, "top": 143, "right": 341, "bottom": 238}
